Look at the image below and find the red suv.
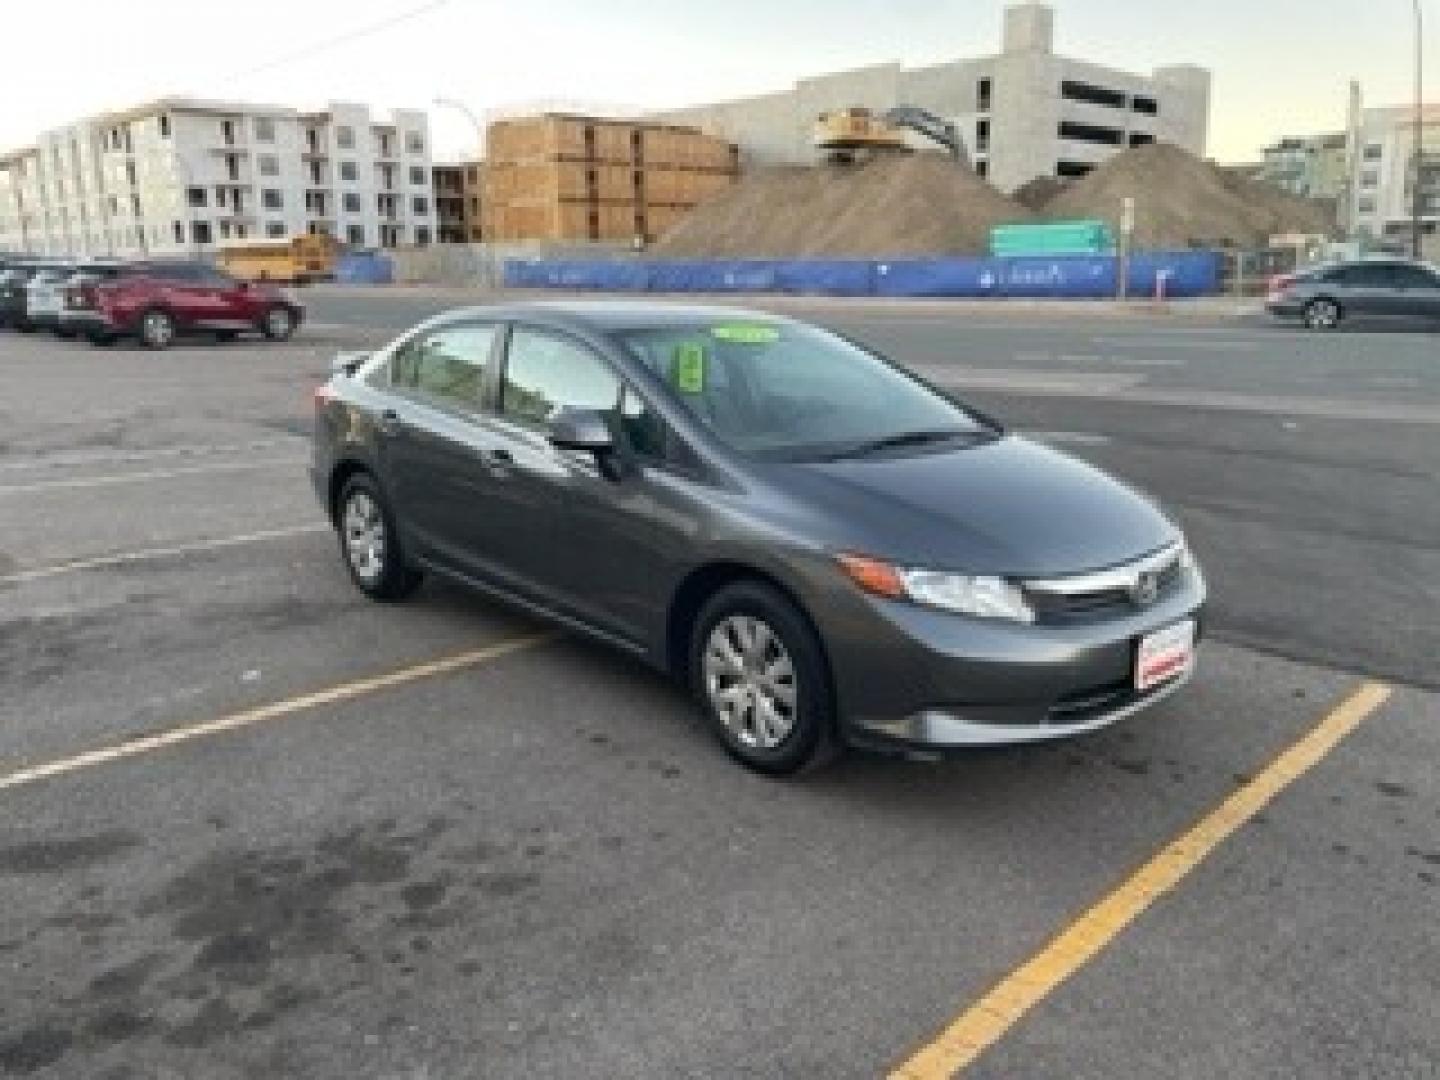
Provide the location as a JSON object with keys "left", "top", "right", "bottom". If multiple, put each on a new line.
{"left": 74, "top": 260, "right": 305, "bottom": 349}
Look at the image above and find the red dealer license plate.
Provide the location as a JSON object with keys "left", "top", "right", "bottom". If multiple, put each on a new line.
{"left": 1135, "top": 620, "right": 1195, "bottom": 692}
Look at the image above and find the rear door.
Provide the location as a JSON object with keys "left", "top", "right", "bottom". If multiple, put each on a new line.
{"left": 375, "top": 321, "right": 506, "bottom": 575}
{"left": 1330, "top": 262, "right": 1401, "bottom": 321}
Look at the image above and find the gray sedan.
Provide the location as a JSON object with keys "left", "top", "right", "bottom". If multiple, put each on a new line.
{"left": 1267, "top": 259, "right": 1440, "bottom": 330}
{"left": 312, "top": 303, "right": 1205, "bottom": 775}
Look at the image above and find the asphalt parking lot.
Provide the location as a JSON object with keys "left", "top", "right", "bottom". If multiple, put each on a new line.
{"left": 1, "top": 294, "right": 1437, "bottom": 1079}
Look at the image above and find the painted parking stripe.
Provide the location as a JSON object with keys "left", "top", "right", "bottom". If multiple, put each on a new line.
{"left": 0, "top": 437, "right": 307, "bottom": 472}
{"left": 0, "top": 458, "right": 302, "bottom": 494}
{"left": 890, "top": 679, "right": 1393, "bottom": 1079}
{"left": 0, "top": 523, "right": 329, "bottom": 586}
{"left": 0, "top": 633, "right": 556, "bottom": 794}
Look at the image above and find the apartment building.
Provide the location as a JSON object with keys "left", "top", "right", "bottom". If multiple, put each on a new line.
{"left": 432, "top": 161, "right": 484, "bottom": 243}
{"left": 1346, "top": 104, "right": 1440, "bottom": 249}
{"left": 1258, "top": 133, "right": 1351, "bottom": 200}
{"left": 0, "top": 98, "right": 437, "bottom": 256}
{"left": 654, "top": 2, "right": 1210, "bottom": 194}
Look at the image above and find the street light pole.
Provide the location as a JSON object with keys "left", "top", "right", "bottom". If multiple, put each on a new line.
{"left": 1414, "top": 0, "right": 1425, "bottom": 260}
{"left": 433, "top": 97, "right": 484, "bottom": 157}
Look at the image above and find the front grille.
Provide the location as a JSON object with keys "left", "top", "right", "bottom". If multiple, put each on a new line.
{"left": 1025, "top": 550, "right": 1185, "bottom": 623}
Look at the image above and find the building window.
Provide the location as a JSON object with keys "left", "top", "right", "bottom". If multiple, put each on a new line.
{"left": 236, "top": 224, "right": 248, "bottom": 239}
{"left": 1357, "top": 196, "right": 1376, "bottom": 214}
{"left": 1361, "top": 170, "right": 1379, "bottom": 188}
{"left": 976, "top": 119, "right": 991, "bottom": 154}
{"left": 267, "top": 221, "right": 286, "bottom": 238}
{"left": 410, "top": 166, "right": 426, "bottom": 186}
{"left": 347, "top": 224, "right": 365, "bottom": 245}
{"left": 413, "top": 196, "right": 429, "bottom": 215}
{"left": 1061, "top": 80, "right": 1128, "bottom": 109}
{"left": 219, "top": 220, "right": 232, "bottom": 239}
{"left": 254, "top": 117, "right": 276, "bottom": 142}
{"left": 159, "top": 115, "right": 171, "bottom": 138}
{"left": 259, "top": 155, "right": 279, "bottom": 177}
{"left": 186, "top": 187, "right": 207, "bottom": 207}
{"left": 1129, "top": 132, "right": 1155, "bottom": 147}
{"left": 336, "top": 125, "right": 355, "bottom": 149}
{"left": 343, "top": 193, "right": 362, "bottom": 213}
{"left": 405, "top": 132, "right": 425, "bottom": 155}
{"left": 339, "top": 161, "right": 358, "bottom": 183}
{"left": 416, "top": 226, "right": 431, "bottom": 246}
{"left": 173, "top": 220, "right": 183, "bottom": 243}
{"left": 191, "top": 220, "right": 212, "bottom": 244}
{"left": 1363, "top": 144, "right": 1383, "bottom": 161}
{"left": 1057, "top": 160, "right": 1095, "bottom": 178}
{"left": 215, "top": 186, "right": 229, "bottom": 208}
{"left": 977, "top": 77, "right": 992, "bottom": 112}
{"left": 221, "top": 120, "right": 236, "bottom": 145}
{"left": 976, "top": 159, "right": 989, "bottom": 178}
{"left": 1132, "top": 96, "right": 1159, "bottom": 116}
{"left": 262, "top": 189, "right": 283, "bottom": 210}
{"left": 1058, "top": 121, "right": 1124, "bottom": 146}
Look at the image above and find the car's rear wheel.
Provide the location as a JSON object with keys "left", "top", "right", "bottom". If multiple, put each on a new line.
{"left": 1303, "top": 297, "right": 1342, "bottom": 330}
{"left": 336, "top": 473, "right": 423, "bottom": 601}
{"left": 261, "top": 306, "right": 296, "bottom": 341}
{"left": 138, "top": 308, "right": 176, "bottom": 349}
{"left": 690, "top": 580, "right": 838, "bottom": 776}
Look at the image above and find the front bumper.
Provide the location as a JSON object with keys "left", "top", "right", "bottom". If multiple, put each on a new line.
{"left": 819, "top": 567, "right": 1206, "bottom": 751}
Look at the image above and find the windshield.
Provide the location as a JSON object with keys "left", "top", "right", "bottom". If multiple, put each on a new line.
{"left": 620, "top": 321, "right": 993, "bottom": 462}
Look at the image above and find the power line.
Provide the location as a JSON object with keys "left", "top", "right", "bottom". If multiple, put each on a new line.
{"left": 223, "top": 0, "right": 451, "bottom": 83}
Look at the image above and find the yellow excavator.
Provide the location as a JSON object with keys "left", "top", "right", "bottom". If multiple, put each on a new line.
{"left": 814, "top": 105, "right": 966, "bottom": 163}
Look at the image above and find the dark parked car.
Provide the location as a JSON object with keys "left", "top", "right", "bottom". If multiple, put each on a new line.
{"left": 312, "top": 303, "right": 1205, "bottom": 775}
{"left": 77, "top": 260, "right": 304, "bottom": 348}
{"left": 0, "top": 260, "right": 61, "bottom": 329}
{"left": 1267, "top": 259, "right": 1440, "bottom": 329}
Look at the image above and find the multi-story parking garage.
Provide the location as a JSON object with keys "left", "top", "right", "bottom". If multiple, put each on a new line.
{"left": 655, "top": 2, "right": 1211, "bottom": 194}
{"left": 0, "top": 98, "right": 437, "bottom": 257}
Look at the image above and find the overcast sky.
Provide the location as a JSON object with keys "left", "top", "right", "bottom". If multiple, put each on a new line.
{"left": 1, "top": 0, "right": 1434, "bottom": 164}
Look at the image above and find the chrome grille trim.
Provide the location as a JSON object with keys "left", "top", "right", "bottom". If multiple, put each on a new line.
{"left": 1023, "top": 541, "right": 1185, "bottom": 598}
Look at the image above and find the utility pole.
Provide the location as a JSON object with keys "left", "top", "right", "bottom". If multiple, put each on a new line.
{"left": 1414, "top": 0, "right": 1425, "bottom": 260}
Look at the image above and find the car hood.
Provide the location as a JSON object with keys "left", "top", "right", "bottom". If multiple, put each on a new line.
{"left": 770, "top": 435, "right": 1178, "bottom": 577}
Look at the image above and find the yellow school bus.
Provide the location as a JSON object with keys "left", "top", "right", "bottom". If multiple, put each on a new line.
{"left": 215, "top": 235, "right": 337, "bottom": 284}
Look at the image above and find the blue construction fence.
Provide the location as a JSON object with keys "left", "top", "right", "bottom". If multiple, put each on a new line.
{"left": 503, "top": 250, "right": 1224, "bottom": 299}
{"left": 334, "top": 250, "right": 395, "bottom": 285}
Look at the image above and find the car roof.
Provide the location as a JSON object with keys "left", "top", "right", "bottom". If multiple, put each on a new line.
{"left": 436, "top": 300, "right": 792, "bottom": 333}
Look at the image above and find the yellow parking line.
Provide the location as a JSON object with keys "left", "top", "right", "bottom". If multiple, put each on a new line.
{"left": 0, "top": 633, "right": 556, "bottom": 794}
{"left": 890, "top": 679, "right": 1393, "bottom": 1079}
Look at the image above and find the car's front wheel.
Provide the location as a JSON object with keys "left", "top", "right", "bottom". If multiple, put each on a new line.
{"left": 336, "top": 473, "right": 423, "bottom": 601}
{"left": 260, "top": 305, "right": 296, "bottom": 341}
{"left": 1302, "top": 297, "right": 1342, "bottom": 331}
{"left": 690, "top": 580, "right": 838, "bottom": 776}
{"left": 138, "top": 308, "right": 176, "bottom": 349}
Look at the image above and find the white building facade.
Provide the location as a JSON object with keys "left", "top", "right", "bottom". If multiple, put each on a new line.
{"left": 1346, "top": 104, "right": 1440, "bottom": 251}
{"left": 0, "top": 98, "right": 437, "bottom": 256}
{"left": 654, "top": 3, "right": 1210, "bottom": 195}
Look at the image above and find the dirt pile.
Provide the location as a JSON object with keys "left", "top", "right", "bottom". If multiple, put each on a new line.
{"left": 650, "top": 152, "right": 1033, "bottom": 258}
{"left": 1042, "top": 143, "right": 1336, "bottom": 249}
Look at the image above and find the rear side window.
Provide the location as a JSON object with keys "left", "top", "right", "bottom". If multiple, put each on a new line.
{"left": 1329, "top": 263, "right": 1393, "bottom": 287}
{"left": 1387, "top": 264, "right": 1439, "bottom": 288}
{"left": 501, "top": 328, "right": 621, "bottom": 426}
{"left": 391, "top": 323, "right": 497, "bottom": 409}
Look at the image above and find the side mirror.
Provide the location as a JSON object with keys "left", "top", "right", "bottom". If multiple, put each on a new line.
{"left": 330, "top": 352, "right": 367, "bottom": 377}
{"left": 547, "top": 408, "right": 614, "bottom": 454}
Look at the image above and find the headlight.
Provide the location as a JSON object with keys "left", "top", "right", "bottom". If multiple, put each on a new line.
{"left": 837, "top": 554, "right": 1035, "bottom": 624}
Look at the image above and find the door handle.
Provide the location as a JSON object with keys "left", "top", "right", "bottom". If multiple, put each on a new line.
{"left": 378, "top": 409, "right": 405, "bottom": 436}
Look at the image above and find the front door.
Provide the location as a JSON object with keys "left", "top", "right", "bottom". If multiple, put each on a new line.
{"left": 1385, "top": 262, "right": 1440, "bottom": 323}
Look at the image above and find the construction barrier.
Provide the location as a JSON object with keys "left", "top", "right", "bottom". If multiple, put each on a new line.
{"left": 334, "top": 251, "right": 395, "bottom": 285}
{"left": 503, "top": 251, "right": 1223, "bottom": 299}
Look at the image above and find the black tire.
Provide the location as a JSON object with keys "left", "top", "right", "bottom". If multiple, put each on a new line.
{"left": 335, "top": 472, "right": 423, "bottom": 601}
{"left": 213, "top": 330, "right": 239, "bottom": 343}
{"left": 689, "top": 580, "right": 839, "bottom": 776}
{"left": 1302, "top": 297, "right": 1342, "bottom": 331}
{"left": 138, "top": 307, "right": 176, "bottom": 350}
{"left": 260, "top": 305, "right": 296, "bottom": 342}
{"left": 15, "top": 320, "right": 35, "bottom": 334}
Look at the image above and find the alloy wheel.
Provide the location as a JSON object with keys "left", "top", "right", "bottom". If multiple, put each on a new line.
{"left": 1305, "top": 300, "right": 1339, "bottom": 330}
{"left": 702, "top": 614, "right": 799, "bottom": 749}
{"left": 143, "top": 311, "right": 174, "bottom": 347}
{"left": 265, "top": 308, "right": 293, "bottom": 338}
{"left": 343, "top": 490, "right": 386, "bottom": 583}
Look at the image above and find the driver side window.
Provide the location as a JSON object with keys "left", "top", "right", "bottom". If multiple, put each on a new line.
{"left": 500, "top": 328, "right": 621, "bottom": 426}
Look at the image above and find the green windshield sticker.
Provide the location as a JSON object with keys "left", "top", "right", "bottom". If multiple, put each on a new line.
{"left": 672, "top": 342, "right": 708, "bottom": 394}
{"left": 710, "top": 324, "right": 780, "bottom": 345}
